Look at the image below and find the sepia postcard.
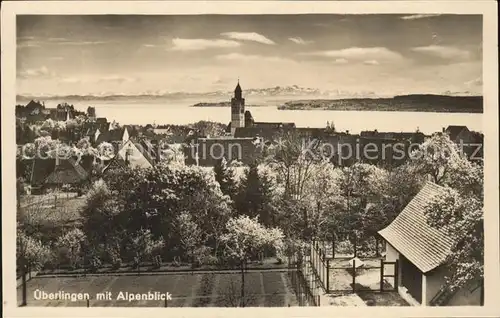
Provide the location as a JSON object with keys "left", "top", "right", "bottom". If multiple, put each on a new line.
{"left": 2, "top": 1, "right": 499, "bottom": 318}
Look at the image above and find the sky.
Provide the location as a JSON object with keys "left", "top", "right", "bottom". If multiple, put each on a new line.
{"left": 17, "top": 14, "right": 483, "bottom": 96}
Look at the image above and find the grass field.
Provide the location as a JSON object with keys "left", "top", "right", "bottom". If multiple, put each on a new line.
{"left": 18, "top": 271, "right": 298, "bottom": 307}
{"left": 18, "top": 193, "right": 85, "bottom": 226}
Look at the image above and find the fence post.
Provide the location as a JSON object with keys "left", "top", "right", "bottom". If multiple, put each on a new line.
{"left": 380, "top": 259, "right": 384, "bottom": 292}
{"left": 394, "top": 259, "right": 399, "bottom": 291}
{"left": 164, "top": 297, "right": 168, "bottom": 307}
{"left": 352, "top": 259, "right": 356, "bottom": 293}
{"left": 353, "top": 236, "right": 357, "bottom": 257}
{"left": 332, "top": 237, "right": 335, "bottom": 259}
{"left": 326, "top": 259, "right": 330, "bottom": 293}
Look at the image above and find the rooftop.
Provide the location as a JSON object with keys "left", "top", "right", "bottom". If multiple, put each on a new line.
{"left": 378, "top": 182, "right": 454, "bottom": 273}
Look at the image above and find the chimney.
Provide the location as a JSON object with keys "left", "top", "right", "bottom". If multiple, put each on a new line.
{"left": 125, "top": 148, "right": 132, "bottom": 165}
{"left": 156, "top": 145, "right": 161, "bottom": 163}
{"left": 442, "top": 127, "right": 445, "bottom": 132}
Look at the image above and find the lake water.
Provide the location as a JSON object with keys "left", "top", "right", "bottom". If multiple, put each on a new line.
{"left": 36, "top": 99, "right": 483, "bottom": 134}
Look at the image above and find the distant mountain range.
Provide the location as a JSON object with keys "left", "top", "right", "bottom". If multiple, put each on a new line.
{"left": 17, "top": 85, "right": 481, "bottom": 102}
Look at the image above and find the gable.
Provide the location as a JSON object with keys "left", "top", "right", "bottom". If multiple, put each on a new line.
{"left": 116, "top": 140, "right": 153, "bottom": 169}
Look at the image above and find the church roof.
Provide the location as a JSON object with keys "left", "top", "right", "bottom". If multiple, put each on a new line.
{"left": 235, "top": 81, "right": 242, "bottom": 92}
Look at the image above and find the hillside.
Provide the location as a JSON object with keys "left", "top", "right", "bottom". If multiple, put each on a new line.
{"left": 278, "top": 94, "right": 483, "bottom": 113}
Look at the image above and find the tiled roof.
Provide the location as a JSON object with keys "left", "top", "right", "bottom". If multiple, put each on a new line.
{"left": 378, "top": 182, "right": 454, "bottom": 273}
{"left": 253, "top": 122, "right": 296, "bottom": 129}
{"left": 96, "top": 128, "right": 124, "bottom": 144}
{"left": 106, "top": 140, "right": 155, "bottom": 170}
{"left": 185, "top": 137, "right": 259, "bottom": 166}
{"left": 44, "top": 158, "right": 89, "bottom": 185}
{"left": 30, "top": 158, "right": 56, "bottom": 185}
{"left": 102, "top": 156, "right": 128, "bottom": 173}
{"left": 234, "top": 127, "right": 294, "bottom": 140}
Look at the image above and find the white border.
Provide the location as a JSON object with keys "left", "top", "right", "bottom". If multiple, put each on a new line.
{"left": 2, "top": 1, "right": 499, "bottom": 318}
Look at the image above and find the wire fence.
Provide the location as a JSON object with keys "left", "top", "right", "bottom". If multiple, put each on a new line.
{"left": 287, "top": 255, "right": 320, "bottom": 306}
{"left": 309, "top": 240, "right": 398, "bottom": 294}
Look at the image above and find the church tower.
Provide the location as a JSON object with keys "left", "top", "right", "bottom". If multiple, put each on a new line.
{"left": 230, "top": 80, "right": 245, "bottom": 135}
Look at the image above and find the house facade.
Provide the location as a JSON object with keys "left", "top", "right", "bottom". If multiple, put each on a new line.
{"left": 379, "top": 182, "right": 483, "bottom": 306}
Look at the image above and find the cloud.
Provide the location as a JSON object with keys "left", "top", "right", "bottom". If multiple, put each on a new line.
{"left": 171, "top": 38, "right": 241, "bottom": 51}
{"left": 61, "top": 77, "right": 82, "bottom": 84}
{"left": 48, "top": 37, "right": 69, "bottom": 42}
{"left": 17, "top": 42, "right": 40, "bottom": 49}
{"left": 220, "top": 32, "right": 275, "bottom": 45}
{"left": 400, "top": 14, "right": 441, "bottom": 20}
{"left": 363, "top": 60, "right": 380, "bottom": 65}
{"left": 464, "top": 77, "right": 482, "bottom": 87}
{"left": 301, "top": 47, "right": 403, "bottom": 61}
{"left": 60, "top": 75, "right": 138, "bottom": 84}
{"left": 289, "top": 37, "right": 312, "bottom": 45}
{"left": 18, "top": 66, "right": 57, "bottom": 79}
{"left": 18, "top": 36, "right": 35, "bottom": 41}
{"left": 215, "top": 53, "right": 293, "bottom": 63}
{"left": 18, "top": 37, "right": 107, "bottom": 48}
{"left": 411, "top": 45, "right": 472, "bottom": 60}
{"left": 59, "top": 41, "right": 107, "bottom": 46}
{"left": 97, "top": 75, "right": 138, "bottom": 84}
{"left": 333, "top": 58, "right": 349, "bottom": 65}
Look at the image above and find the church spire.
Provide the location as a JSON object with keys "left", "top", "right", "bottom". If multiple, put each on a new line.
{"left": 234, "top": 79, "right": 242, "bottom": 99}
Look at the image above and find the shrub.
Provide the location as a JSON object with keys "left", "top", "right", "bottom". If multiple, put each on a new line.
{"left": 172, "top": 256, "right": 181, "bottom": 267}
{"left": 89, "top": 256, "right": 102, "bottom": 272}
{"left": 107, "top": 246, "right": 122, "bottom": 270}
{"left": 111, "top": 257, "right": 122, "bottom": 270}
{"left": 336, "top": 240, "right": 354, "bottom": 255}
{"left": 202, "top": 255, "right": 219, "bottom": 266}
{"left": 193, "top": 246, "right": 212, "bottom": 267}
{"left": 153, "top": 255, "right": 162, "bottom": 269}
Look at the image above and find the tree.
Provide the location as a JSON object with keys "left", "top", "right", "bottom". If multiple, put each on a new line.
{"left": 129, "top": 228, "right": 164, "bottom": 274}
{"left": 424, "top": 186, "right": 483, "bottom": 292}
{"left": 410, "top": 132, "right": 466, "bottom": 185}
{"left": 160, "top": 143, "right": 186, "bottom": 166}
{"left": 265, "top": 130, "right": 322, "bottom": 201}
{"left": 55, "top": 228, "right": 87, "bottom": 269}
{"left": 220, "top": 216, "right": 283, "bottom": 307}
{"left": 190, "top": 120, "right": 226, "bottom": 138}
{"left": 380, "top": 162, "right": 426, "bottom": 224}
{"left": 235, "top": 162, "right": 278, "bottom": 227}
{"left": 17, "top": 177, "right": 25, "bottom": 208}
{"left": 213, "top": 157, "right": 237, "bottom": 199}
{"left": 176, "top": 211, "right": 203, "bottom": 264}
{"left": 101, "top": 163, "right": 233, "bottom": 259}
{"left": 300, "top": 160, "right": 340, "bottom": 240}
{"left": 17, "top": 227, "right": 51, "bottom": 306}
{"left": 81, "top": 179, "right": 122, "bottom": 252}
{"left": 332, "top": 163, "right": 388, "bottom": 250}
